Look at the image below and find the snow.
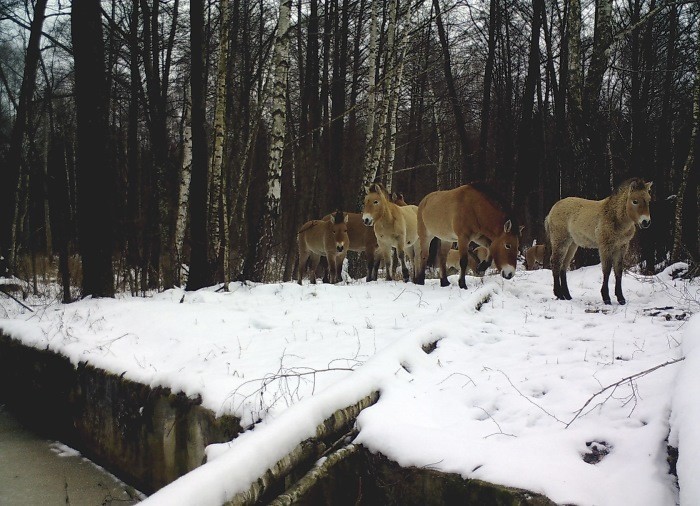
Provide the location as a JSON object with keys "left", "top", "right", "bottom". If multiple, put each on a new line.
{"left": 1, "top": 263, "right": 698, "bottom": 506}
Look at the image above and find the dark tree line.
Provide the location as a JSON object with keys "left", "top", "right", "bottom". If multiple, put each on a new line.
{"left": 0, "top": 0, "right": 697, "bottom": 299}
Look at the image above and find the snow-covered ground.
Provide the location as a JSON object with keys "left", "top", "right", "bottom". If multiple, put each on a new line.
{"left": 1, "top": 264, "right": 697, "bottom": 505}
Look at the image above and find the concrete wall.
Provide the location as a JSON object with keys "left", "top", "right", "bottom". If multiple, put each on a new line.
{"left": 0, "top": 333, "right": 242, "bottom": 495}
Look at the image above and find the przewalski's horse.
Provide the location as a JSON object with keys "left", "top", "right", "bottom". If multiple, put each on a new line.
{"left": 298, "top": 211, "right": 349, "bottom": 285}
{"left": 525, "top": 244, "right": 545, "bottom": 270}
{"left": 324, "top": 212, "right": 380, "bottom": 282}
{"left": 416, "top": 183, "right": 523, "bottom": 288}
{"left": 391, "top": 192, "right": 408, "bottom": 206}
{"left": 362, "top": 182, "right": 419, "bottom": 282}
{"left": 545, "top": 178, "right": 652, "bottom": 305}
{"left": 445, "top": 246, "right": 489, "bottom": 274}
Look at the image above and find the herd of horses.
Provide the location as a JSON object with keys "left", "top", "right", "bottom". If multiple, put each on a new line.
{"left": 297, "top": 178, "right": 652, "bottom": 306}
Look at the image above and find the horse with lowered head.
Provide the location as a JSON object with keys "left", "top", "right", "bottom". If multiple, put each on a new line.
{"left": 416, "top": 182, "right": 523, "bottom": 288}
{"left": 297, "top": 211, "right": 349, "bottom": 284}
{"left": 545, "top": 177, "right": 652, "bottom": 304}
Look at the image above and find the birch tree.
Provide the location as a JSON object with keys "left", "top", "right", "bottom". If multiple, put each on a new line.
{"left": 210, "top": 0, "right": 230, "bottom": 283}
{"left": 671, "top": 18, "right": 699, "bottom": 263}
{"left": 252, "top": 0, "right": 292, "bottom": 281}
{"left": 174, "top": 85, "right": 193, "bottom": 286}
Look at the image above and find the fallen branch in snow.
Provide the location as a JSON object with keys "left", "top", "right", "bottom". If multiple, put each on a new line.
{"left": 227, "top": 363, "right": 358, "bottom": 425}
{"left": 0, "top": 289, "right": 34, "bottom": 312}
{"left": 225, "top": 392, "right": 379, "bottom": 506}
{"left": 268, "top": 443, "right": 360, "bottom": 505}
{"left": 498, "top": 369, "right": 567, "bottom": 425}
{"left": 565, "top": 357, "right": 686, "bottom": 428}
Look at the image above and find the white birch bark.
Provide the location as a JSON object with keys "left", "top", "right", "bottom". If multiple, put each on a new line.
{"left": 671, "top": 18, "right": 699, "bottom": 262}
{"left": 255, "top": 0, "right": 292, "bottom": 279}
{"left": 210, "top": 0, "right": 230, "bottom": 279}
{"left": 361, "top": 0, "right": 379, "bottom": 191}
{"left": 175, "top": 85, "right": 193, "bottom": 285}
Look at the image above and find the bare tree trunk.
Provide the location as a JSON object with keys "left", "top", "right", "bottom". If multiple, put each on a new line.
{"left": 2, "top": 0, "right": 48, "bottom": 275}
{"left": 72, "top": 0, "right": 115, "bottom": 298}
{"left": 433, "top": 0, "right": 472, "bottom": 182}
{"left": 175, "top": 85, "right": 193, "bottom": 286}
{"left": 361, "top": 0, "right": 379, "bottom": 192}
{"left": 210, "top": 0, "right": 230, "bottom": 284}
{"left": 187, "top": 0, "right": 213, "bottom": 291}
{"left": 479, "top": 0, "right": 498, "bottom": 177}
{"left": 671, "top": 19, "right": 699, "bottom": 263}
{"left": 252, "top": 0, "right": 292, "bottom": 281}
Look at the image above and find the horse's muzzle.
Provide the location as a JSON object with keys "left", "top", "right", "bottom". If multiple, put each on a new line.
{"left": 362, "top": 216, "right": 373, "bottom": 226}
{"left": 501, "top": 265, "right": 515, "bottom": 280}
{"left": 640, "top": 218, "right": 651, "bottom": 229}
{"left": 336, "top": 245, "right": 345, "bottom": 253}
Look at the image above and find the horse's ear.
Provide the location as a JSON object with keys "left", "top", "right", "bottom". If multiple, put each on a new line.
{"left": 645, "top": 181, "right": 653, "bottom": 192}
{"left": 504, "top": 220, "right": 512, "bottom": 233}
{"left": 344, "top": 213, "right": 349, "bottom": 223}
{"left": 519, "top": 225, "right": 525, "bottom": 236}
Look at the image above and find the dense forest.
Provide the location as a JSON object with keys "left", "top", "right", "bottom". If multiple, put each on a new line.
{"left": 0, "top": 0, "right": 697, "bottom": 299}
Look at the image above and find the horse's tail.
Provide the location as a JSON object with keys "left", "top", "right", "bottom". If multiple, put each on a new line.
{"left": 427, "top": 237, "right": 440, "bottom": 268}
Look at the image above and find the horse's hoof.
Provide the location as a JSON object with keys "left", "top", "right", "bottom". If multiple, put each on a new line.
{"left": 440, "top": 278, "right": 450, "bottom": 287}
{"left": 618, "top": 299, "right": 626, "bottom": 305}
{"left": 603, "top": 299, "right": 611, "bottom": 305}
{"left": 564, "top": 294, "right": 572, "bottom": 300}
{"left": 458, "top": 279, "right": 467, "bottom": 289}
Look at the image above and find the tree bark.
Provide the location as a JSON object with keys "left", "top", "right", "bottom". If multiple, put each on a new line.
{"left": 2, "top": 0, "right": 48, "bottom": 275}
{"left": 187, "top": 0, "right": 213, "bottom": 291}
{"left": 252, "top": 0, "right": 292, "bottom": 281}
{"left": 671, "top": 18, "right": 699, "bottom": 263}
{"left": 71, "top": 0, "right": 115, "bottom": 297}
{"left": 433, "top": 0, "right": 472, "bottom": 182}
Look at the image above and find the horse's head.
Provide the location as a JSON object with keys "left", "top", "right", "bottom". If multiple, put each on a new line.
{"left": 625, "top": 179, "right": 652, "bottom": 229}
{"left": 391, "top": 192, "right": 407, "bottom": 206}
{"left": 330, "top": 211, "right": 349, "bottom": 253}
{"left": 487, "top": 220, "right": 523, "bottom": 279}
{"left": 362, "top": 183, "right": 388, "bottom": 226}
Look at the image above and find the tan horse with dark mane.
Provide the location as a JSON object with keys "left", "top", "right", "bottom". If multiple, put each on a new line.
{"left": 416, "top": 183, "right": 523, "bottom": 288}
{"left": 298, "top": 211, "right": 349, "bottom": 284}
{"left": 324, "top": 212, "right": 380, "bottom": 281}
{"left": 545, "top": 178, "right": 652, "bottom": 304}
{"left": 362, "top": 182, "right": 419, "bottom": 282}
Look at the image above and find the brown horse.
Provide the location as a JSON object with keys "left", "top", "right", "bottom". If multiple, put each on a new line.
{"left": 445, "top": 246, "right": 489, "bottom": 274}
{"left": 525, "top": 244, "right": 545, "bottom": 270}
{"left": 391, "top": 192, "right": 408, "bottom": 206}
{"left": 416, "top": 183, "right": 523, "bottom": 288}
{"left": 545, "top": 178, "right": 652, "bottom": 304}
{"left": 362, "top": 182, "right": 419, "bottom": 282}
{"left": 298, "top": 211, "right": 349, "bottom": 284}
{"left": 324, "top": 211, "right": 380, "bottom": 281}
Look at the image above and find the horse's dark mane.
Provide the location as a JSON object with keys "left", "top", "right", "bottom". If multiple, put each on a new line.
{"left": 468, "top": 181, "right": 521, "bottom": 231}
{"left": 332, "top": 210, "right": 345, "bottom": 224}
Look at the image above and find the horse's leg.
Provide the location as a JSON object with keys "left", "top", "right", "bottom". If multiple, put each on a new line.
{"left": 550, "top": 241, "right": 565, "bottom": 299}
{"left": 309, "top": 254, "right": 320, "bottom": 284}
{"left": 337, "top": 252, "right": 346, "bottom": 283}
{"left": 560, "top": 243, "right": 577, "bottom": 300}
{"left": 298, "top": 251, "right": 309, "bottom": 285}
{"left": 383, "top": 246, "right": 393, "bottom": 281}
{"left": 439, "top": 241, "right": 450, "bottom": 287}
{"left": 415, "top": 216, "right": 430, "bottom": 285}
{"left": 599, "top": 247, "right": 613, "bottom": 304}
{"left": 613, "top": 246, "right": 627, "bottom": 305}
{"left": 365, "top": 250, "right": 375, "bottom": 282}
{"left": 457, "top": 237, "right": 471, "bottom": 289}
{"left": 327, "top": 255, "right": 337, "bottom": 283}
{"left": 396, "top": 244, "right": 410, "bottom": 283}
